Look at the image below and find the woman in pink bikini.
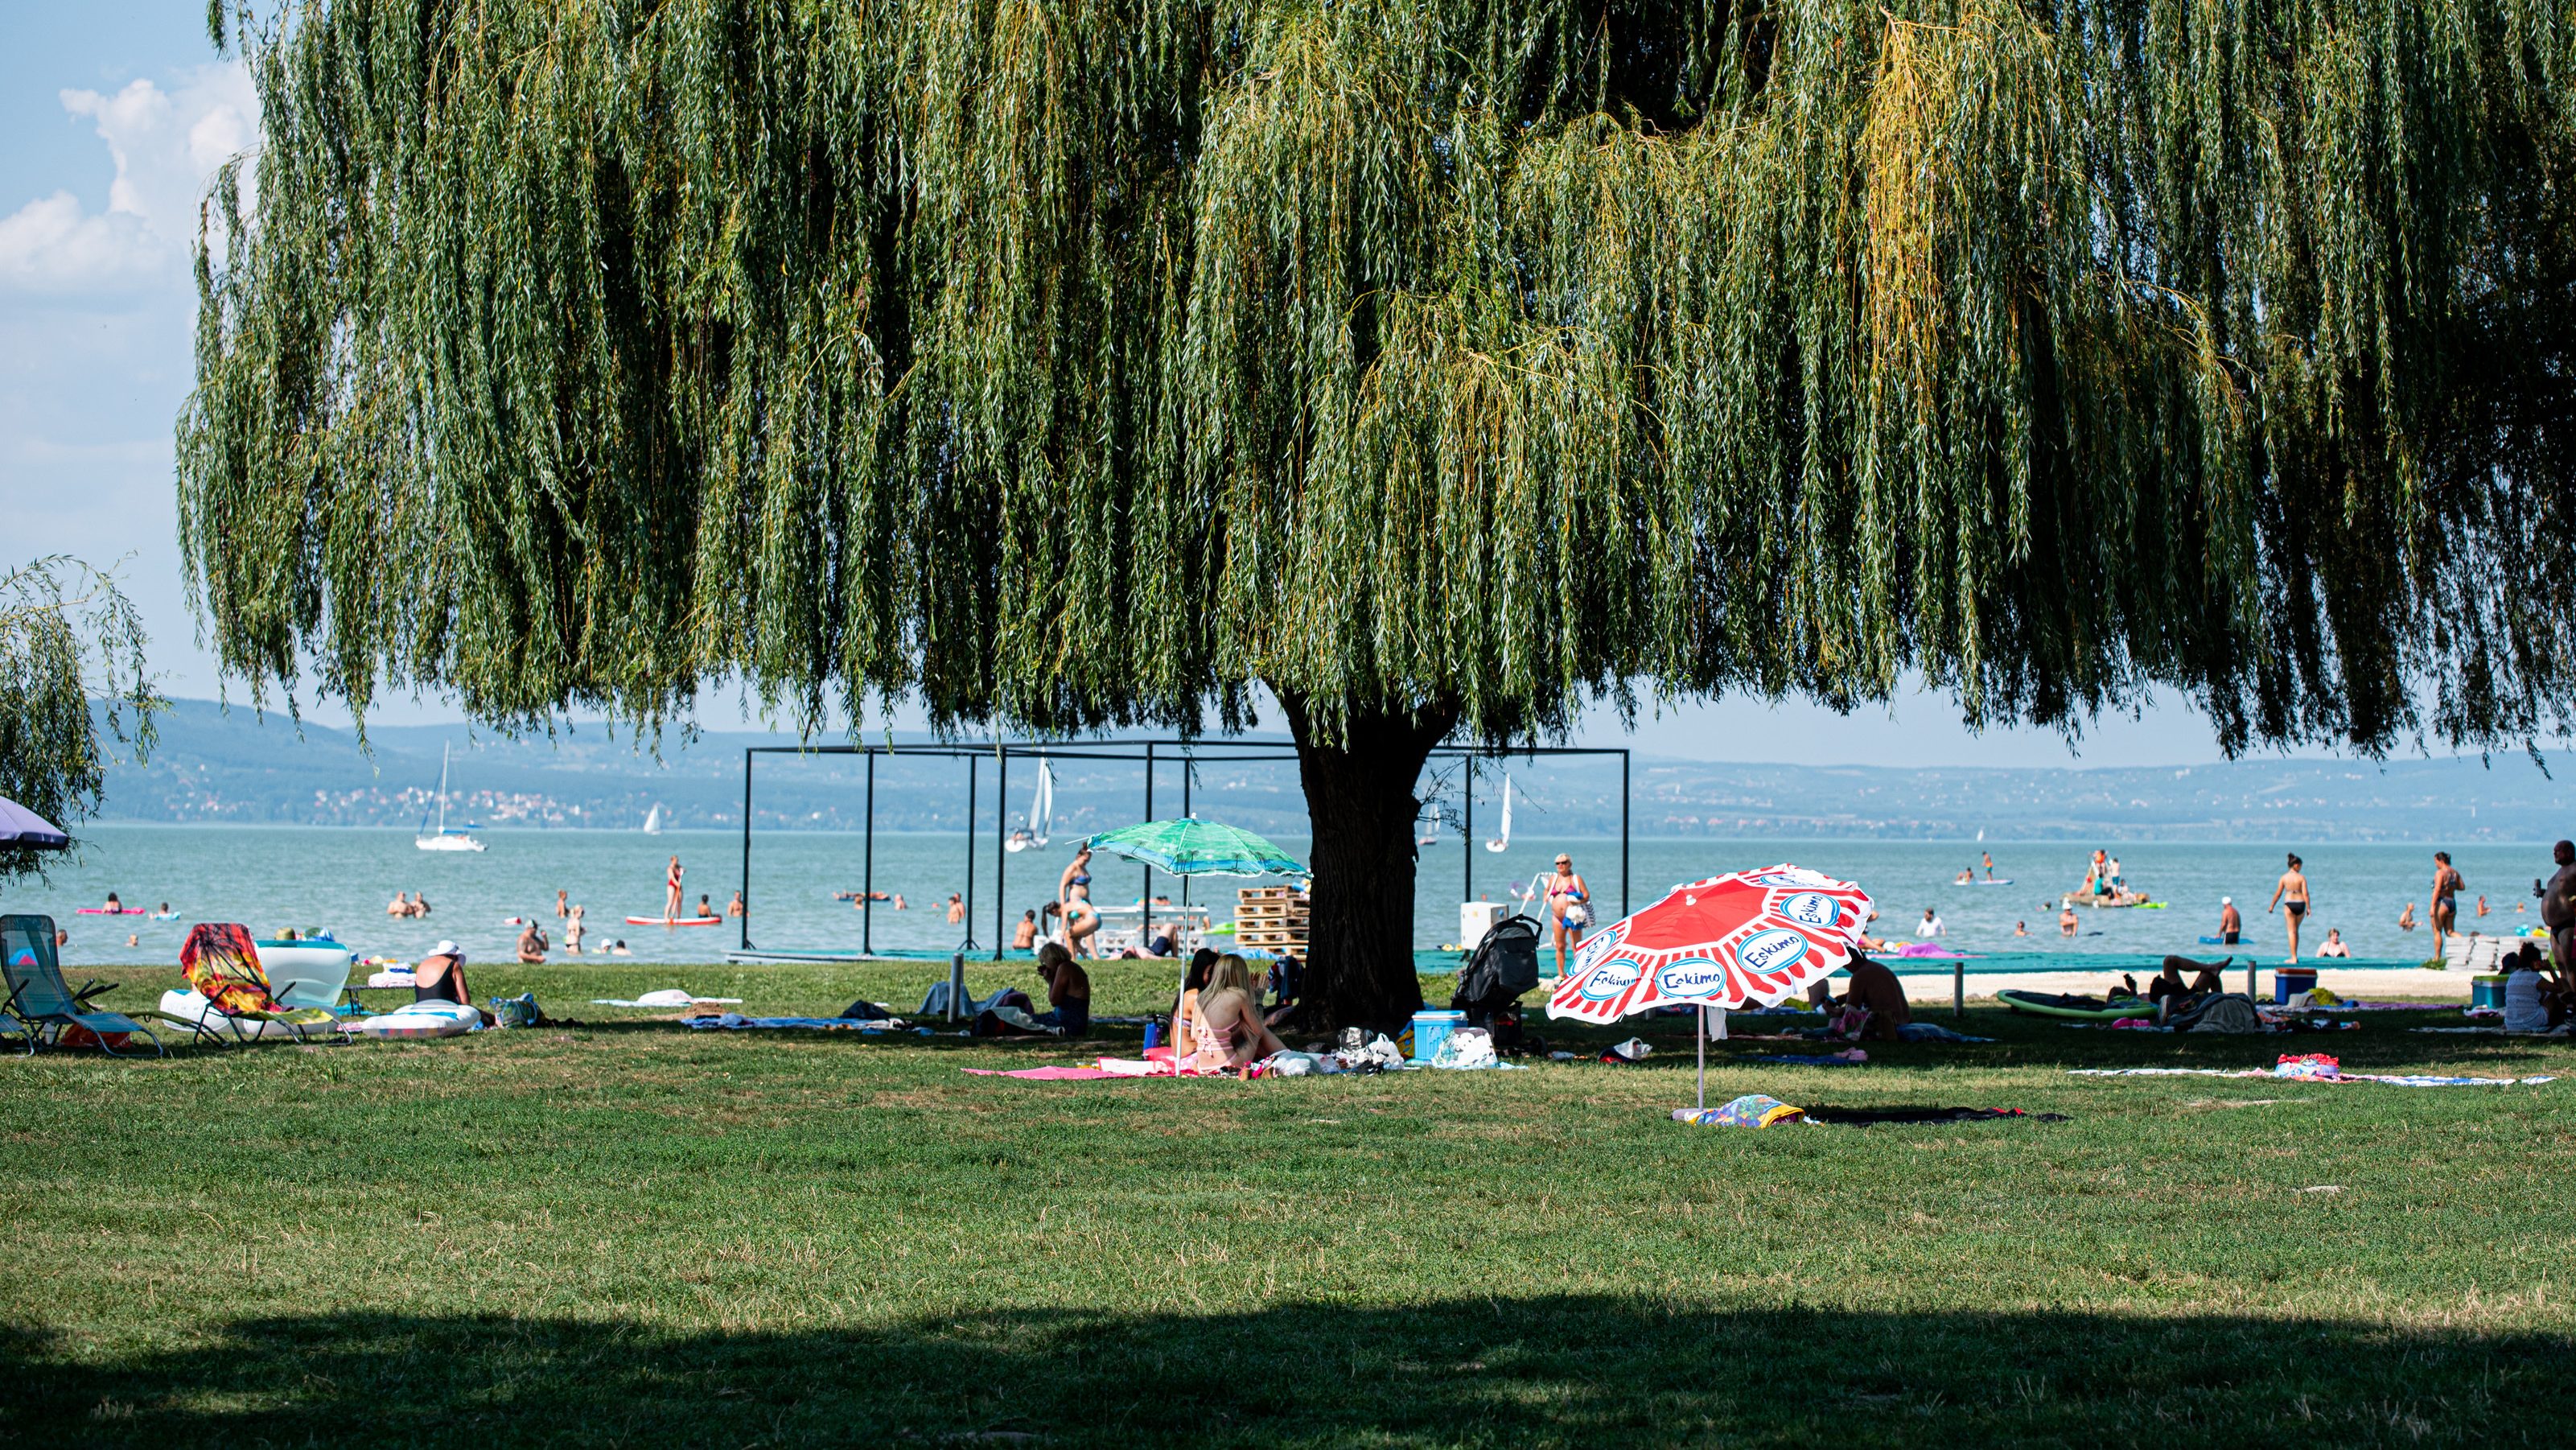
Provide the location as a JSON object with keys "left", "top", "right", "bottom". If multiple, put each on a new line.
{"left": 1183, "top": 954, "right": 1286, "bottom": 1076}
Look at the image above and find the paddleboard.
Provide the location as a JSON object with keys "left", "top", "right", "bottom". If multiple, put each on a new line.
{"left": 2196, "top": 936, "right": 2258, "bottom": 945}
{"left": 627, "top": 916, "right": 724, "bottom": 927}
{"left": 1998, "top": 989, "right": 2150, "bottom": 1022}
{"left": 1970, "top": 878, "right": 2015, "bottom": 887}
{"left": 75, "top": 907, "right": 146, "bottom": 915}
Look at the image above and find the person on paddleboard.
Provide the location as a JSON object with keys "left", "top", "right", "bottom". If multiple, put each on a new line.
{"left": 664, "top": 855, "right": 684, "bottom": 923}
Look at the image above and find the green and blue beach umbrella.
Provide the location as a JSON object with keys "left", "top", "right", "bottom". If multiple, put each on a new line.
{"left": 1084, "top": 819, "right": 1307, "bottom": 879}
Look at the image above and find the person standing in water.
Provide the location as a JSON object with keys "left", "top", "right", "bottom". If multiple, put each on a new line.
{"left": 2430, "top": 851, "right": 2465, "bottom": 960}
{"left": 1543, "top": 853, "right": 1590, "bottom": 978}
{"left": 555, "top": 889, "right": 570, "bottom": 919}
{"left": 2268, "top": 853, "right": 2312, "bottom": 963}
{"left": 2217, "top": 896, "right": 2242, "bottom": 945}
{"left": 663, "top": 855, "right": 684, "bottom": 923}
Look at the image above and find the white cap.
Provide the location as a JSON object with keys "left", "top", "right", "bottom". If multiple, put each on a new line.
{"left": 2220, "top": 897, "right": 2232, "bottom": 905}
{"left": 432, "top": 940, "right": 458, "bottom": 956}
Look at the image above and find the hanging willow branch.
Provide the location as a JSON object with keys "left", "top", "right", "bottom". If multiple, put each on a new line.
{"left": 0, "top": 558, "right": 162, "bottom": 880}
{"left": 183, "top": 0, "right": 2576, "bottom": 753}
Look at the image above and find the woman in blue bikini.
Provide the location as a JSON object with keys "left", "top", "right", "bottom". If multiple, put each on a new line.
{"left": 1544, "top": 853, "right": 1591, "bottom": 978}
{"left": 1057, "top": 846, "right": 1099, "bottom": 954}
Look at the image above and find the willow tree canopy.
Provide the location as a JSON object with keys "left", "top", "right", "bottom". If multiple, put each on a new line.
{"left": 0, "top": 558, "right": 158, "bottom": 881}
{"left": 184, "top": 0, "right": 2576, "bottom": 760}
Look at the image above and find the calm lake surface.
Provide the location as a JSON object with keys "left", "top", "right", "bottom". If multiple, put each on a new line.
{"left": 7, "top": 825, "right": 2557, "bottom": 970}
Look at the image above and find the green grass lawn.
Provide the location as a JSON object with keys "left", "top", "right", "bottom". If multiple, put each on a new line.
{"left": 6, "top": 958, "right": 2574, "bottom": 1447}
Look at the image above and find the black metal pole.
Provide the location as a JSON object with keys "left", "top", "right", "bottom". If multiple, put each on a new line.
{"left": 1142, "top": 743, "right": 1155, "bottom": 950}
{"left": 1179, "top": 758, "right": 1191, "bottom": 916}
{"left": 739, "top": 748, "right": 754, "bottom": 952}
{"left": 1619, "top": 750, "right": 1631, "bottom": 917}
{"left": 862, "top": 750, "right": 874, "bottom": 955}
{"left": 994, "top": 744, "right": 1008, "bottom": 959}
{"left": 963, "top": 754, "right": 979, "bottom": 950}
{"left": 1463, "top": 756, "right": 1474, "bottom": 909}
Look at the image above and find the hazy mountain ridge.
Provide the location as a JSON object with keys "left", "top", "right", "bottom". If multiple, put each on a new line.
{"left": 85, "top": 698, "right": 2575, "bottom": 842}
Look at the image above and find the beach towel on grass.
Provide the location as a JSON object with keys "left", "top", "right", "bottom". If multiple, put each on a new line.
{"left": 961, "top": 1066, "right": 1123, "bottom": 1080}
{"left": 2070, "top": 1067, "right": 2553, "bottom": 1086}
{"left": 685, "top": 1014, "right": 896, "bottom": 1032}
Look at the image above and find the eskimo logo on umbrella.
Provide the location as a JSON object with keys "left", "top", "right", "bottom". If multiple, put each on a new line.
{"left": 1655, "top": 957, "right": 1730, "bottom": 1000}
{"left": 1578, "top": 958, "right": 1643, "bottom": 1002}
{"left": 1747, "top": 868, "right": 1833, "bottom": 888}
{"left": 1736, "top": 928, "right": 1809, "bottom": 975}
{"left": 1776, "top": 892, "right": 1842, "bottom": 930}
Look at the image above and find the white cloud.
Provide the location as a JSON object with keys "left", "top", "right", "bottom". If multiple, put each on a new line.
{"left": 0, "top": 63, "right": 255, "bottom": 295}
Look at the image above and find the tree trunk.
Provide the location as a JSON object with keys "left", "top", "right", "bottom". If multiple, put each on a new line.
{"left": 1279, "top": 693, "right": 1458, "bottom": 1033}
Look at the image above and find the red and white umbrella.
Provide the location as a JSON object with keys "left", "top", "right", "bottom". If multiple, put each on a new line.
{"left": 1545, "top": 864, "right": 1875, "bottom": 1110}
{"left": 1547, "top": 864, "right": 1874, "bottom": 1022}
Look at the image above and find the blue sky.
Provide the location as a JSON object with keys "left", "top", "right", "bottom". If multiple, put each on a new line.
{"left": 0, "top": 5, "right": 2466, "bottom": 769}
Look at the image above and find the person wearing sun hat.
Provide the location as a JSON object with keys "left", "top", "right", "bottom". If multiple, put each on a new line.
{"left": 1543, "top": 853, "right": 1591, "bottom": 980}
{"left": 414, "top": 939, "right": 471, "bottom": 1005}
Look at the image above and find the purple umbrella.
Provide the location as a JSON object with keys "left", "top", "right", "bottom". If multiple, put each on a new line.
{"left": 0, "top": 797, "right": 69, "bottom": 851}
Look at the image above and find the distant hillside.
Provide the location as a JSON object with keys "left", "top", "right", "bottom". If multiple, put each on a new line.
{"left": 87, "top": 698, "right": 2576, "bottom": 842}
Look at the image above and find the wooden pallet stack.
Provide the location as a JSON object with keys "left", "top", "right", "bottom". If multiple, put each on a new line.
{"left": 1234, "top": 885, "right": 1311, "bottom": 955}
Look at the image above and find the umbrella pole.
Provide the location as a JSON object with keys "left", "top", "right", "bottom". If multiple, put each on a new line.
{"left": 1696, "top": 1005, "right": 1706, "bottom": 1111}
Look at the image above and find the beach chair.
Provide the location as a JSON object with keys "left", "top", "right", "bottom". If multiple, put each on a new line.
{"left": 179, "top": 924, "right": 340, "bottom": 1044}
{"left": 0, "top": 913, "right": 169, "bottom": 1057}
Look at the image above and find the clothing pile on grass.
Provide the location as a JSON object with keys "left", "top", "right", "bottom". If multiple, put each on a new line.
{"left": 965, "top": 1024, "right": 1525, "bottom": 1081}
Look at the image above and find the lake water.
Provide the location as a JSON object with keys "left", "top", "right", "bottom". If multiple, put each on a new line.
{"left": 7, "top": 825, "right": 2558, "bottom": 970}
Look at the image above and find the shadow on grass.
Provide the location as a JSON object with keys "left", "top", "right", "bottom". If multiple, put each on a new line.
{"left": 7, "top": 1298, "right": 2568, "bottom": 1448}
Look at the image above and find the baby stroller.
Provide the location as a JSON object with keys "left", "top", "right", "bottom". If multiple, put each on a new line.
{"left": 1449, "top": 914, "right": 1541, "bottom": 1050}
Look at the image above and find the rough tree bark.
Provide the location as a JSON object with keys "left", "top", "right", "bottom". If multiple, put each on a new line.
{"left": 1278, "top": 691, "right": 1459, "bottom": 1032}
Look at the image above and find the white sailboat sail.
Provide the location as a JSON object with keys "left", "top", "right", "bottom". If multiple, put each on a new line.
{"left": 415, "top": 742, "right": 487, "bottom": 852}
{"left": 1483, "top": 774, "right": 1512, "bottom": 852}
{"left": 1007, "top": 761, "right": 1054, "bottom": 851}
{"left": 643, "top": 803, "right": 664, "bottom": 834}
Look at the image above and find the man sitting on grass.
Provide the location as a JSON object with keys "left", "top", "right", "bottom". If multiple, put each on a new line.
{"left": 1837, "top": 954, "right": 1911, "bottom": 1041}
{"left": 1032, "top": 942, "right": 1091, "bottom": 1037}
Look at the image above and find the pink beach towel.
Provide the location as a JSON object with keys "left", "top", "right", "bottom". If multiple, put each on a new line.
{"left": 961, "top": 1065, "right": 1122, "bottom": 1080}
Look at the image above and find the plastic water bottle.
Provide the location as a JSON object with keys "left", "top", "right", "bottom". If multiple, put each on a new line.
{"left": 1144, "top": 1020, "right": 1162, "bottom": 1052}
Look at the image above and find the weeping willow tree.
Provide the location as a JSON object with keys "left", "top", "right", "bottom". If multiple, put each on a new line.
{"left": 183, "top": 0, "right": 2576, "bottom": 1024}
{"left": 0, "top": 558, "right": 159, "bottom": 884}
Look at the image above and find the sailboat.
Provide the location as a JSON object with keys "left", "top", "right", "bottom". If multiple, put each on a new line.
{"left": 1483, "top": 774, "right": 1513, "bottom": 853}
{"left": 1414, "top": 801, "right": 1443, "bottom": 847}
{"left": 643, "top": 804, "right": 664, "bottom": 835}
{"left": 414, "top": 743, "right": 487, "bottom": 852}
{"left": 1006, "top": 761, "right": 1054, "bottom": 852}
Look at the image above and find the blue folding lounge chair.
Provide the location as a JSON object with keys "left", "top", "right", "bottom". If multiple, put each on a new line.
{"left": 0, "top": 914, "right": 171, "bottom": 1057}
